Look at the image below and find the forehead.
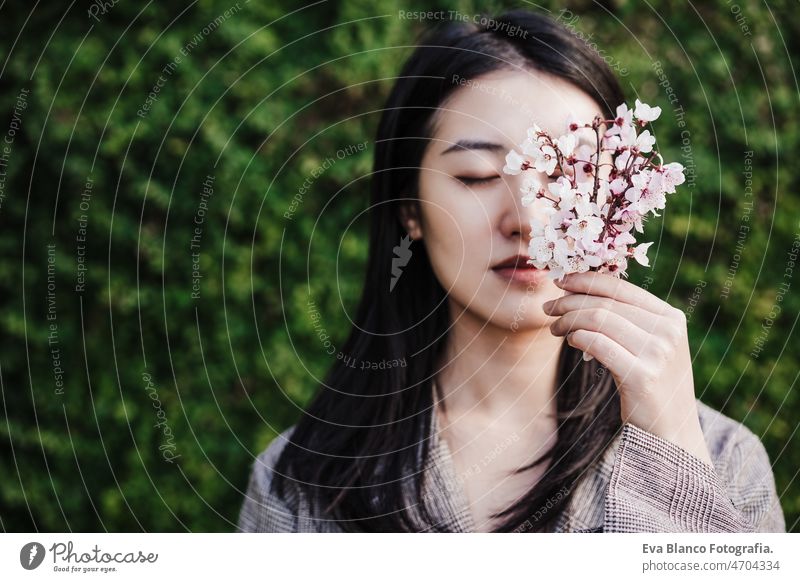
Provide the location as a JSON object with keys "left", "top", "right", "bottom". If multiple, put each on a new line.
{"left": 433, "top": 69, "right": 603, "bottom": 147}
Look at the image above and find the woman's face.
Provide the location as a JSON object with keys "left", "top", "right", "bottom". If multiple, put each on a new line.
{"left": 415, "top": 69, "right": 606, "bottom": 332}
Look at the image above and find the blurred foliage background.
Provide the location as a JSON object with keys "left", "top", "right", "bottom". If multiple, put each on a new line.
{"left": 0, "top": 0, "right": 797, "bottom": 532}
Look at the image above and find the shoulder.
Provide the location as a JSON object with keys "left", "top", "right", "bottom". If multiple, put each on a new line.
{"left": 695, "top": 399, "right": 775, "bottom": 484}
{"left": 696, "top": 399, "right": 763, "bottom": 456}
{"left": 237, "top": 425, "right": 298, "bottom": 532}
{"left": 249, "top": 424, "right": 297, "bottom": 493}
{"left": 695, "top": 400, "right": 785, "bottom": 531}
{"left": 256, "top": 425, "right": 296, "bottom": 471}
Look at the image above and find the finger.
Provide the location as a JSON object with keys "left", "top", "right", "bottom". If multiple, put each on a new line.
{"left": 554, "top": 271, "right": 671, "bottom": 316}
{"left": 551, "top": 309, "right": 656, "bottom": 356}
{"left": 543, "top": 294, "right": 660, "bottom": 334}
{"left": 565, "top": 330, "right": 640, "bottom": 386}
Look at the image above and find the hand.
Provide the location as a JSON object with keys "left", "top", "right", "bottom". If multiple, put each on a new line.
{"left": 542, "top": 271, "right": 713, "bottom": 467}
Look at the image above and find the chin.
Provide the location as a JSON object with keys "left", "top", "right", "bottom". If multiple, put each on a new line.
{"left": 479, "top": 303, "right": 554, "bottom": 332}
{"left": 506, "top": 316, "right": 554, "bottom": 333}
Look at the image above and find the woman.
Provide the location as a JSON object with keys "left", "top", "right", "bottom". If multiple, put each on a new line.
{"left": 238, "top": 9, "right": 784, "bottom": 533}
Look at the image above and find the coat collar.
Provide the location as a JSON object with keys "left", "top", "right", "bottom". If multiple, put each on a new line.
{"left": 423, "top": 406, "right": 622, "bottom": 532}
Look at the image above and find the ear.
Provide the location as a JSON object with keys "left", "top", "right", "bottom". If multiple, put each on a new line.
{"left": 398, "top": 202, "right": 423, "bottom": 240}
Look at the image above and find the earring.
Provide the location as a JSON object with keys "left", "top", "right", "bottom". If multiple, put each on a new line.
{"left": 405, "top": 220, "right": 422, "bottom": 240}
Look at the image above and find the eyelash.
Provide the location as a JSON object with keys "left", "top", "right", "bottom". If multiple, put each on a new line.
{"left": 455, "top": 175, "right": 500, "bottom": 186}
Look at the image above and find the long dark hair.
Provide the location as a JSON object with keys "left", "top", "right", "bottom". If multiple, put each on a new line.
{"left": 272, "top": 9, "right": 625, "bottom": 532}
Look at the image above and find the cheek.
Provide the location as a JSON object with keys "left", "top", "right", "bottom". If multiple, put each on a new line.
{"left": 418, "top": 172, "right": 494, "bottom": 286}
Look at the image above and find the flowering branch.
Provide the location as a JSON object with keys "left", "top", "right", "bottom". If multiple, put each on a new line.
{"left": 503, "top": 99, "right": 686, "bottom": 283}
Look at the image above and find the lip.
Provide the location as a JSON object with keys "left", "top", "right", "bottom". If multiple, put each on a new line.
{"left": 491, "top": 255, "right": 549, "bottom": 284}
{"left": 492, "top": 254, "right": 533, "bottom": 269}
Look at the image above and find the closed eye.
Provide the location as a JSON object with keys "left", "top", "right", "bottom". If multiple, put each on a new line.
{"left": 455, "top": 175, "right": 500, "bottom": 186}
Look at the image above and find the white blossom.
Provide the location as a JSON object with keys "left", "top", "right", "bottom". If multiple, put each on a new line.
{"left": 520, "top": 176, "right": 542, "bottom": 206}
{"left": 634, "top": 99, "right": 662, "bottom": 123}
{"left": 632, "top": 242, "right": 654, "bottom": 266}
{"left": 503, "top": 149, "right": 527, "bottom": 175}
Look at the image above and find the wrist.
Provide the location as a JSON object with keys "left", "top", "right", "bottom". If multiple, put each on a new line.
{"left": 627, "top": 416, "right": 713, "bottom": 467}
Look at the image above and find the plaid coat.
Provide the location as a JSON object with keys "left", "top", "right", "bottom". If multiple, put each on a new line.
{"left": 237, "top": 399, "right": 785, "bottom": 532}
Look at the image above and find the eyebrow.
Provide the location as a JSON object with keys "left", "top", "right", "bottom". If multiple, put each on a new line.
{"left": 440, "top": 140, "right": 505, "bottom": 155}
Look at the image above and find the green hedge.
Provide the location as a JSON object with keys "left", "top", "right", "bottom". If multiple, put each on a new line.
{"left": 1, "top": 0, "right": 797, "bottom": 531}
